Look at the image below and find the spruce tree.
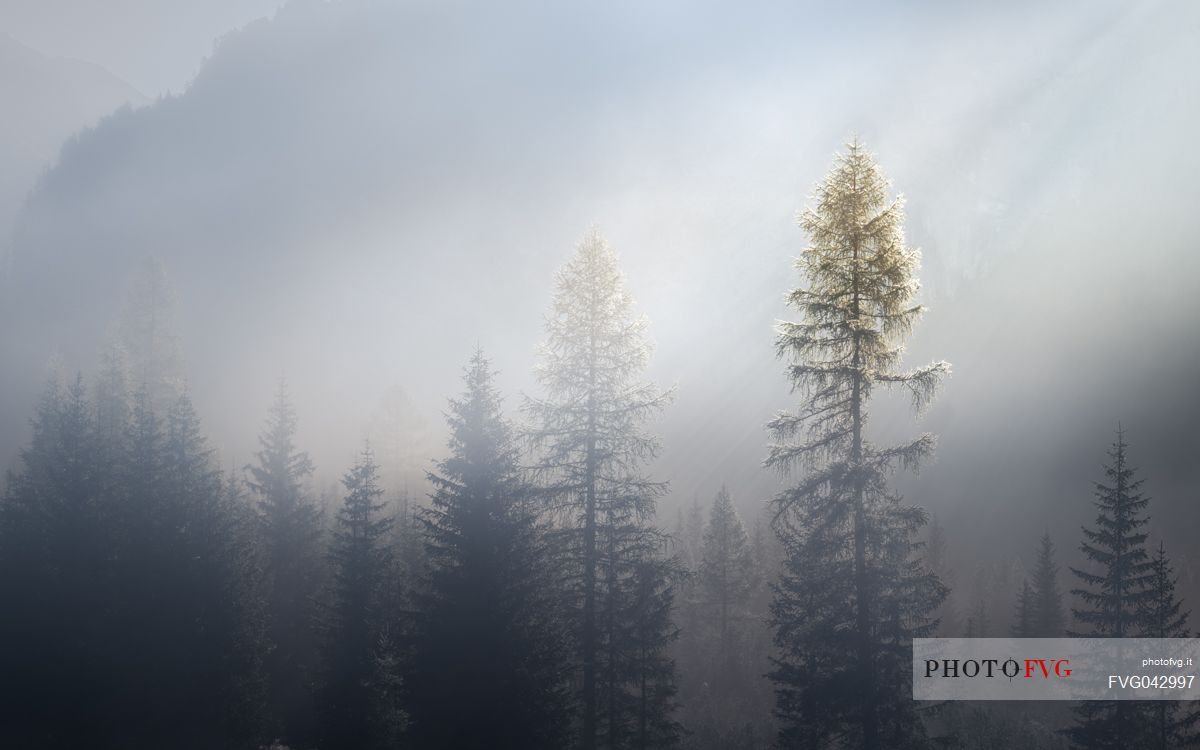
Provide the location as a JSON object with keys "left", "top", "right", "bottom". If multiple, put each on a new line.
{"left": 318, "top": 445, "right": 393, "bottom": 750}
{"left": 1012, "top": 579, "right": 1033, "bottom": 637}
{"left": 766, "top": 140, "right": 949, "bottom": 750}
{"left": 1138, "top": 542, "right": 1199, "bottom": 749}
{"left": 524, "top": 227, "right": 673, "bottom": 749}
{"left": 1067, "top": 428, "right": 1156, "bottom": 749}
{"left": 698, "top": 487, "right": 755, "bottom": 717}
{"left": 0, "top": 374, "right": 110, "bottom": 746}
{"left": 1, "top": 377, "right": 263, "bottom": 749}
{"left": 625, "top": 543, "right": 683, "bottom": 750}
{"left": 155, "top": 390, "right": 265, "bottom": 747}
{"left": 408, "top": 350, "right": 571, "bottom": 750}
{"left": 926, "top": 514, "right": 959, "bottom": 636}
{"left": 1030, "top": 533, "right": 1065, "bottom": 637}
{"left": 247, "top": 381, "right": 323, "bottom": 743}
{"left": 678, "top": 487, "right": 765, "bottom": 747}
{"left": 966, "top": 566, "right": 995, "bottom": 637}
{"left": 671, "top": 498, "right": 704, "bottom": 740}
{"left": 675, "top": 495, "right": 704, "bottom": 572}
{"left": 596, "top": 518, "right": 682, "bottom": 750}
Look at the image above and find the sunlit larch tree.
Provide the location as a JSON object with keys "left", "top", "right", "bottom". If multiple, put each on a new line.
{"left": 524, "top": 227, "right": 674, "bottom": 750}
{"left": 766, "top": 140, "right": 949, "bottom": 750}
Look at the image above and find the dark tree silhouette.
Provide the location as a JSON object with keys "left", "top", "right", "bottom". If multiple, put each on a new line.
{"left": 1012, "top": 579, "right": 1033, "bottom": 637}
{"left": 1067, "top": 428, "right": 1156, "bottom": 749}
{"left": 318, "top": 445, "right": 393, "bottom": 750}
{"left": 247, "top": 381, "right": 324, "bottom": 744}
{"left": 1138, "top": 542, "right": 1200, "bottom": 749}
{"left": 1030, "top": 533, "right": 1065, "bottom": 637}
{"left": 0, "top": 374, "right": 109, "bottom": 746}
{"left": 407, "top": 350, "right": 571, "bottom": 749}
{"left": 0, "top": 375, "right": 264, "bottom": 749}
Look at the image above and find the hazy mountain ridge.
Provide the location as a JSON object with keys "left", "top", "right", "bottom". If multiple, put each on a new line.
{"left": 0, "top": 33, "right": 146, "bottom": 243}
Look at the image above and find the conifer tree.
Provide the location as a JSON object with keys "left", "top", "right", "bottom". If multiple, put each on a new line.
{"left": 698, "top": 487, "right": 755, "bottom": 711}
{"left": 408, "top": 350, "right": 571, "bottom": 750}
{"left": 595, "top": 519, "right": 683, "bottom": 750}
{"left": 219, "top": 469, "right": 271, "bottom": 740}
{"left": 118, "top": 258, "right": 185, "bottom": 414}
{"left": 0, "top": 374, "right": 110, "bottom": 746}
{"left": 1138, "top": 542, "right": 1199, "bottom": 749}
{"left": 1, "top": 377, "right": 264, "bottom": 748}
{"left": 625, "top": 544, "right": 683, "bottom": 750}
{"left": 1067, "top": 428, "right": 1156, "bottom": 749}
{"left": 248, "top": 381, "right": 323, "bottom": 743}
{"left": 677, "top": 487, "right": 764, "bottom": 746}
{"left": 926, "top": 514, "right": 959, "bottom": 636}
{"left": 155, "top": 390, "right": 265, "bottom": 746}
{"left": 1012, "top": 579, "right": 1033, "bottom": 637}
{"left": 966, "top": 566, "right": 997, "bottom": 637}
{"left": 524, "top": 227, "right": 673, "bottom": 749}
{"left": 1030, "top": 533, "right": 1065, "bottom": 637}
{"left": 318, "top": 445, "right": 393, "bottom": 750}
{"left": 675, "top": 495, "right": 704, "bottom": 572}
{"left": 94, "top": 339, "right": 131, "bottom": 451}
{"left": 766, "top": 140, "right": 949, "bottom": 750}
{"left": 671, "top": 499, "right": 704, "bottom": 740}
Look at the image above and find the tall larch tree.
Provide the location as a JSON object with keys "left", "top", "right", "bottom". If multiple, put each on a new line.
{"left": 318, "top": 445, "right": 393, "bottom": 750}
{"left": 766, "top": 140, "right": 949, "bottom": 750}
{"left": 408, "top": 350, "right": 571, "bottom": 750}
{"left": 1030, "top": 533, "right": 1065, "bottom": 637}
{"left": 248, "top": 381, "right": 324, "bottom": 745}
{"left": 1138, "top": 542, "right": 1199, "bottom": 749}
{"left": 524, "top": 226, "right": 673, "bottom": 750}
{"left": 1067, "top": 427, "right": 1156, "bottom": 749}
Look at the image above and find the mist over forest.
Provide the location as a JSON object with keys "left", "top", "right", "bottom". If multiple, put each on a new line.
{"left": 1, "top": 1, "right": 1198, "bottom": 748}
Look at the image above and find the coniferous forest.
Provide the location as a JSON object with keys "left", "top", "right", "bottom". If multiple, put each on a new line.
{"left": 1, "top": 3, "right": 1199, "bottom": 750}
